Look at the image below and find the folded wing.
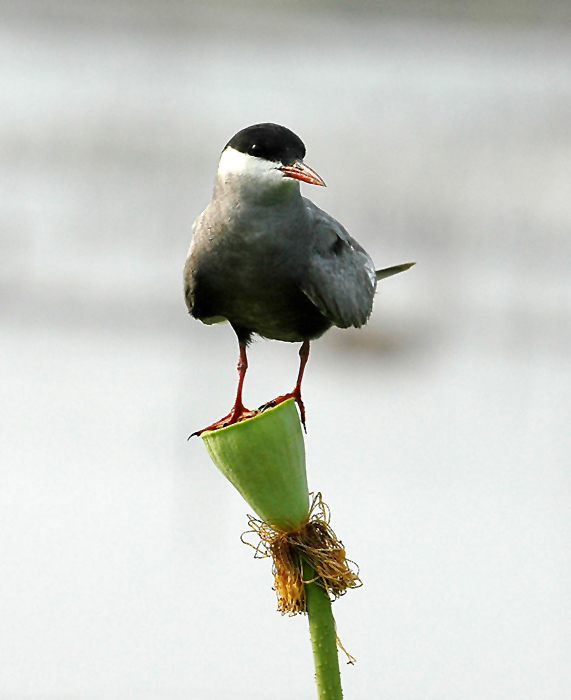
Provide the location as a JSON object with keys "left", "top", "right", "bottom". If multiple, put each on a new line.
{"left": 300, "top": 200, "right": 377, "bottom": 329}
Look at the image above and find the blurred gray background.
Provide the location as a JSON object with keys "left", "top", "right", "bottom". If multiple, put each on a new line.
{"left": 1, "top": 2, "right": 570, "bottom": 699}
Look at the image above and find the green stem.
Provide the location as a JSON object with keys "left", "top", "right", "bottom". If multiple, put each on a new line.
{"left": 303, "top": 559, "right": 343, "bottom": 700}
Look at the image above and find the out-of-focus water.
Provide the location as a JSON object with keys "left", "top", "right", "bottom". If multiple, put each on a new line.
{"left": 1, "top": 6, "right": 570, "bottom": 699}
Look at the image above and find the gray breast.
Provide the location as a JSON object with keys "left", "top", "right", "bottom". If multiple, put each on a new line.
{"left": 184, "top": 195, "right": 333, "bottom": 343}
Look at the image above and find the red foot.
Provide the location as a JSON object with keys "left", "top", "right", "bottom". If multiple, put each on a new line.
{"left": 261, "top": 391, "right": 306, "bottom": 431}
{"left": 189, "top": 404, "right": 258, "bottom": 438}
{"left": 260, "top": 340, "right": 310, "bottom": 431}
{"left": 190, "top": 342, "right": 257, "bottom": 438}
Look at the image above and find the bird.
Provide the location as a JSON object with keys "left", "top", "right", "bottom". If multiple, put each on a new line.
{"left": 184, "top": 123, "right": 413, "bottom": 436}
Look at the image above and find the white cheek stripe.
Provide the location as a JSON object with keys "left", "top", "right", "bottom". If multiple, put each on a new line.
{"left": 217, "top": 146, "right": 280, "bottom": 179}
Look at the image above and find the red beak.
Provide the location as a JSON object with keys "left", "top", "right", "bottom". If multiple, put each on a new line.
{"left": 280, "top": 160, "right": 326, "bottom": 187}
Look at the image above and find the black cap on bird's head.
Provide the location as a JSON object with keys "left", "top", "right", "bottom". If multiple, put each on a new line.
{"left": 222, "top": 123, "right": 326, "bottom": 187}
{"left": 227, "top": 123, "right": 306, "bottom": 165}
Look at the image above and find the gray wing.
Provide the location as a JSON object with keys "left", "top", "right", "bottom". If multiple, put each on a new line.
{"left": 184, "top": 207, "right": 228, "bottom": 324}
{"left": 300, "top": 199, "right": 377, "bottom": 329}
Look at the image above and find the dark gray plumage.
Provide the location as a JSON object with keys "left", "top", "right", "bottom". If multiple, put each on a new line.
{"left": 184, "top": 123, "right": 413, "bottom": 434}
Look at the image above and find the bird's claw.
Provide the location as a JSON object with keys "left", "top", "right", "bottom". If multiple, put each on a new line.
{"left": 259, "top": 392, "right": 306, "bottom": 432}
{"left": 188, "top": 405, "right": 258, "bottom": 439}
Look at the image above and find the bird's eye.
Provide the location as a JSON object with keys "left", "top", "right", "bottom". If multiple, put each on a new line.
{"left": 248, "top": 143, "right": 259, "bottom": 156}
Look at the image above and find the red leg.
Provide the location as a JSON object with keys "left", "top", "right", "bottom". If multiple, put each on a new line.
{"left": 261, "top": 340, "right": 310, "bottom": 429}
{"left": 190, "top": 343, "right": 257, "bottom": 437}
{"left": 229, "top": 343, "right": 249, "bottom": 419}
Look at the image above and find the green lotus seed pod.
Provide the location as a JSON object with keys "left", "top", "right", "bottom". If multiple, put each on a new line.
{"left": 201, "top": 399, "right": 309, "bottom": 530}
